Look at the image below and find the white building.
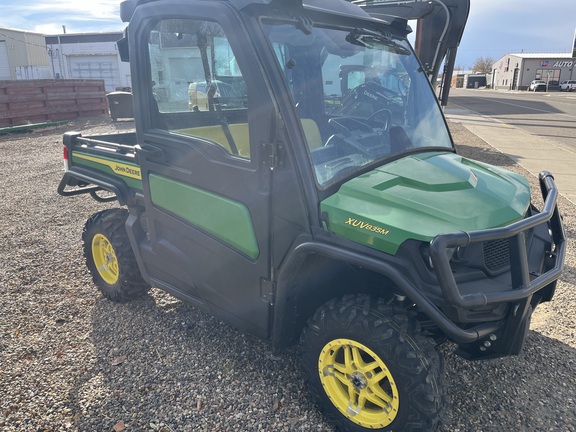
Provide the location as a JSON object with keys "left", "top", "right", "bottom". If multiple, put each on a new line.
{"left": 45, "top": 32, "right": 131, "bottom": 92}
{"left": 492, "top": 53, "right": 575, "bottom": 91}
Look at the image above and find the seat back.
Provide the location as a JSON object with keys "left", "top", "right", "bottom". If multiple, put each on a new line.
{"left": 175, "top": 118, "right": 322, "bottom": 158}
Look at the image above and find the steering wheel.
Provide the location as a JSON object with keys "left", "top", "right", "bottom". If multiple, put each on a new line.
{"left": 366, "top": 109, "right": 392, "bottom": 130}
{"left": 397, "top": 74, "right": 410, "bottom": 97}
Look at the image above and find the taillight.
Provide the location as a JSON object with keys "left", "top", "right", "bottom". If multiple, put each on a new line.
{"left": 63, "top": 145, "right": 69, "bottom": 171}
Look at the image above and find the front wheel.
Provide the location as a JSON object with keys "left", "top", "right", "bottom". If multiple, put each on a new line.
{"left": 301, "top": 295, "right": 446, "bottom": 432}
{"left": 82, "top": 209, "right": 150, "bottom": 302}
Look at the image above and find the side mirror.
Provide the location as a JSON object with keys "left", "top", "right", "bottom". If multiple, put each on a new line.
{"left": 120, "top": 0, "right": 136, "bottom": 23}
{"left": 117, "top": 29, "right": 129, "bottom": 62}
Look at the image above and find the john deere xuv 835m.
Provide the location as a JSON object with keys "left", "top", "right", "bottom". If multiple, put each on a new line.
{"left": 58, "top": 0, "right": 565, "bottom": 430}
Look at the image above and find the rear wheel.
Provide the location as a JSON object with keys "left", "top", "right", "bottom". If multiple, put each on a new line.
{"left": 301, "top": 295, "right": 446, "bottom": 432}
{"left": 82, "top": 209, "right": 150, "bottom": 302}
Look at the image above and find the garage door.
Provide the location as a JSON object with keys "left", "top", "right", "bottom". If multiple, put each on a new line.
{"left": 68, "top": 55, "right": 120, "bottom": 92}
{"left": 0, "top": 41, "right": 11, "bottom": 79}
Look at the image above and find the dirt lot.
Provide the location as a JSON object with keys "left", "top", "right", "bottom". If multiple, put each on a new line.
{"left": 0, "top": 117, "right": 574, "bottom": 431}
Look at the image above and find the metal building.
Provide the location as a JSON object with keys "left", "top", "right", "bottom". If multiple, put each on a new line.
{"left": 0, "top": 27, "right": 51, "bottom": 80}
{"left": 492, "top": 53, "right": 575, "bottom": 91}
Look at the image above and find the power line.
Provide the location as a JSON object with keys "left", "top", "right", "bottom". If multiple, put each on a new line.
{"left": 0, "top": 31, "right": 48, "bottom": 49}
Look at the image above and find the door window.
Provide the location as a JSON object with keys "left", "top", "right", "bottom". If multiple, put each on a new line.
{"left": 147, "top": 19, "right": 250, "bottom": 159}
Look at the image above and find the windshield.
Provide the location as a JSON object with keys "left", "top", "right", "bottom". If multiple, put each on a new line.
{"left": 263, "top": 21, "right": 453, "bottom": 187}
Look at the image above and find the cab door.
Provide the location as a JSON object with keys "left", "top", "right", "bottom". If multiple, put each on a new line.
{"left": 130, "top": 3, "right": 275, "bottom": 338}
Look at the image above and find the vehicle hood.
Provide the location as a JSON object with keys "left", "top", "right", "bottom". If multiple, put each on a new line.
{"left": 320, "top": 152, "right": 531, "bottom": 254}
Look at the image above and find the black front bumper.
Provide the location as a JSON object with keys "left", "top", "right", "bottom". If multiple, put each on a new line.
{"left": 429, "top": 171, "right": 565, "bottom": 358}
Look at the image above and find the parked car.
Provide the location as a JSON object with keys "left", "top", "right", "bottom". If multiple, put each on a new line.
{"left": 560, "top": 80, "right": 576, "bottom": 91}
{"left": 529, "top": 80, "right": 546, "bottom": 91}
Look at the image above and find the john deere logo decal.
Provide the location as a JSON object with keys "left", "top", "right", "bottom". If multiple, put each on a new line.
{"left": 73, "top": 152, "right": 142, "bottom": 180}
{"left": 345, "top": 217, "right": 390, "bottom": 236}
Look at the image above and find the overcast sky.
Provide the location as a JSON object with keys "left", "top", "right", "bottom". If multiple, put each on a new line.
{"left": 1, "top": 0, "right": 574, "bottom": 68}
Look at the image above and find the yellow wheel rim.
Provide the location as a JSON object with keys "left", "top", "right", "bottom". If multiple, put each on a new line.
{"left": 92, "top": 233, "right": 119, "bottom": 285}
{"left": 318, "top": 338, "right": 399, "bottom": 428}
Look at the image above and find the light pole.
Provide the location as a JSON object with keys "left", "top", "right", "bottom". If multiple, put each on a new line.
{"left": 48, "top": 46, "right": 55, "bottom": 78}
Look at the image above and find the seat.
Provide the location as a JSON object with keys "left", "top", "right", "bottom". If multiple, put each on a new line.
{"left": 175, "top": 118, "right": 321, "bottom": 158}
{"left": 301, "top": 118, "right": 323, "bottom": 149}
{"left": 176, "top": 124, "right": 250, "bottom": 158}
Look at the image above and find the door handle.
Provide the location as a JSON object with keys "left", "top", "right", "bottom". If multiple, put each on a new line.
{"left": 136, "top": 144, "right": 165, "bottom": 162}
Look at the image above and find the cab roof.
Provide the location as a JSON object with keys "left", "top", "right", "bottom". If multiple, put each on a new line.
{"left": 120, "top": 0, "right": 375, "bottom": 23}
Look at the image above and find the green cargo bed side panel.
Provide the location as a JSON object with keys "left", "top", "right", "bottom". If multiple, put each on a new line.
{"left": 72, "top": 151, "right": 143, "bottom": 190}
{"left": 149, "top": 174, "right": 259, "bottom": 260}
{"left": 321, "top": 152, "right": 531, "bottom": 255}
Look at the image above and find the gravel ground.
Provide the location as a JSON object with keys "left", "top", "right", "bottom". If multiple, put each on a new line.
{"left": 0, "top": 117, "right": 574, "bottom": 432}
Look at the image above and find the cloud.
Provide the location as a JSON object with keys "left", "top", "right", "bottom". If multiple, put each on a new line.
{"left": 1, "top": 0, "right": 574, "bottom": 65}
{"left": 5, "top": 0, "right": 118, "bottom": 18}
{"left": 1, "top": 0, "right": 121, "bottom": 33}
{"left": 32, "top": 24, "right": 68, "bottom": 35}
{"left": 455, "top": 0, "right": 575, "bottom": 67}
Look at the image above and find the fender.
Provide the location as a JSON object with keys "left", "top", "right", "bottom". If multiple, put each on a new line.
{"left": 270, "top": 240, "right": 498, "bottom": 353}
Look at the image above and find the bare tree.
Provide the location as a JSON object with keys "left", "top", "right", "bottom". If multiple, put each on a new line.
{"left": 472, "top": 56, "right": 494, "bottom": 73}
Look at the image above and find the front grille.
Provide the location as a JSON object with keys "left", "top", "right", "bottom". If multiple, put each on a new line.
{"left": 483, "top": 239, "right": 510, "bottom": 273}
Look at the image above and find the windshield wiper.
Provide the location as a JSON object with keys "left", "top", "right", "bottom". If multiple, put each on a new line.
{"left": 346, "top": 28, "right": 411, "bottom": 55}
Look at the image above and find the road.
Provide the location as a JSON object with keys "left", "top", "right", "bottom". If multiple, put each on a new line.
{"left": 444, "top": 88, "right": 576, "bottom": 203}
{"left": 447, "top": 88, "right": 576, "bottom": 153}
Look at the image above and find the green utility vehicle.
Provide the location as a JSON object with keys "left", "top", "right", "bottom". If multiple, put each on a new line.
{"left": 58, "top": 0, "right": 565, "bottom": 430}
